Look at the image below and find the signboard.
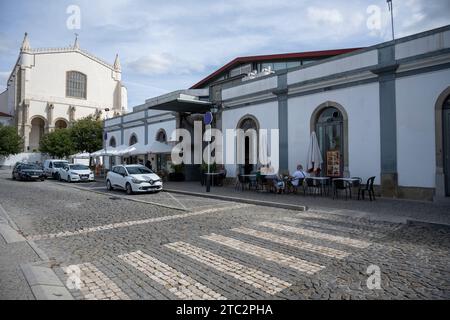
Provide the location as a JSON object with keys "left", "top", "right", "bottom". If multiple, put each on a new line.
{"left": 204, "top": 112, "right": 213, "bottom": 125}
{"left": 326, "top": 151, "right": 341, "bottom": 177}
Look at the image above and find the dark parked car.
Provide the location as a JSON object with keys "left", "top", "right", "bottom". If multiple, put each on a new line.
{"left": 12, "top": 163, "right": 46, "bottom": 181}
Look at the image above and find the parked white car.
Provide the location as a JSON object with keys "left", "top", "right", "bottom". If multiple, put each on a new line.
{"left": 106, "top": 165, "right": 163, "bottom": 194}
{"left": 58, "top": 164, "right": 95, "bottom": 182}
{"left": 43, "top": 159, "right": 69, "bottom": 178}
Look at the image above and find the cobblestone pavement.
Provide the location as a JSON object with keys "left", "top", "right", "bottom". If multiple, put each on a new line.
{"left": 0, "top": 170, "right": 449, "bottom": 300}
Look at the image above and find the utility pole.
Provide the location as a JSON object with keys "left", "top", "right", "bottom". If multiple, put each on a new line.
{"left": 387, "top": 0, "right": 395, "bottom": 40}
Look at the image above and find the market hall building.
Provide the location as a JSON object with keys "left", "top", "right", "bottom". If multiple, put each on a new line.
{"left": 103, "top": 25, "right": 450, "bottom": 201}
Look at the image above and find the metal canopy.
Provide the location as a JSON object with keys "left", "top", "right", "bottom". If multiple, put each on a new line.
{"left": 148, "top": 97, "right": 212, "bottom": 113}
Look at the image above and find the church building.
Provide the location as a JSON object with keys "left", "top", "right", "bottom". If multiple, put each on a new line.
{"left": 0, "top": 33, "right": 128, "bottom": 156}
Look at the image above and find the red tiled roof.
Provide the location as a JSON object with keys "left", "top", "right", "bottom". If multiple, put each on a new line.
{"left": 190, "top": 48, "right": 363, "bottom": 89}
{"left": 0, "top": 112, "right": 12, "bottom": 117}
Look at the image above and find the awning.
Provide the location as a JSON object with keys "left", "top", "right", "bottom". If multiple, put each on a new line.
{"left": 91, "top": 148, "right": 113, "bottom": 157}
{"left": 69, "top": 152, "right": 91, "bottom": 159}
{"left": 141, "top": 91, "right": 212, "bottom": 113}
{"left": 148, "top": 141, "right": 173, "bottom": 154}
{"left": 119, "top": 142, "right": 173, "bottom": 156}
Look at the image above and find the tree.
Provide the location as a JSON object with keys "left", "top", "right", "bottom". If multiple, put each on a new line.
{"left": 70, "top": 116, "right": 103, "bottom": 153}
{"left": 39, "top": 129, "right": 74, "bottom": 159}
{"left": 0, "top": 124, "right": 23, "bottom": 157}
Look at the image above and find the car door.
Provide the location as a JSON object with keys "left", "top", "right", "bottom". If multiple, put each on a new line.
{"left": 110, "top": 167, "right": 122, "bottom": 188}
{"left": 118, "top": 167, "right": 128, "bottom": 189}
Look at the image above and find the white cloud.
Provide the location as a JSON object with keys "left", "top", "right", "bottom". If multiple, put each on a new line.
{"left": 128, "top": 53, "right": 205, "bottom": 76}
{"left": 307, "top": 7, "right": 344, "bottom": 25}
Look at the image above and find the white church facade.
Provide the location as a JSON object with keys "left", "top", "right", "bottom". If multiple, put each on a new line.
{"left": 0, "top": 33, "right": 128, "bottom": 158}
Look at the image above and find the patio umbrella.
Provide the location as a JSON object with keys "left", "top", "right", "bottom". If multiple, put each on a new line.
{"left": 306, "top": 131, "right": 323, "bottom": 171}
{"left": 259, "top": 131, "right": 269, "bottom": 166}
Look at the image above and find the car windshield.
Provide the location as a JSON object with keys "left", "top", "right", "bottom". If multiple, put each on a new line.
{"left": 126, "top": 166, "right": 153, "bottom": 175}
{"left": 70, "top": 165, "right": 89, "bottom": 170}
{"left": 53, "top": 162, "right": 68, "bottom": 168}
{"left": 20, "top": 164, "right": 41, "bottom": 170}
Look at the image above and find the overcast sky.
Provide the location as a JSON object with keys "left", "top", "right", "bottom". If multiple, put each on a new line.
{"left": 1, "top": 0, "right": 449, "bottom": 109}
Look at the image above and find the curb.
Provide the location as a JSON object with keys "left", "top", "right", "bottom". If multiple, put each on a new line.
{"left": 164, "top": 188, "right": 308, "bottom": 212}
{"left": 21, "top": 263, "right": 73, "bottom": 300}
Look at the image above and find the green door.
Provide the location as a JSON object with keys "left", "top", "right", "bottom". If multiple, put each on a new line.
{"left": 444, "top": 109, "right": 450, "bottom": 196}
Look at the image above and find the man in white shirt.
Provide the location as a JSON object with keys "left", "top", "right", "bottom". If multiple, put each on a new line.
{"left": 291, "top": 165, "right": 308, "bottom": 186}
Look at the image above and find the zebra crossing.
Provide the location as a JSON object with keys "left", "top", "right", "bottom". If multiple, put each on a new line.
{"left": 64, "top": 213, "right": 390, "bottom": 300}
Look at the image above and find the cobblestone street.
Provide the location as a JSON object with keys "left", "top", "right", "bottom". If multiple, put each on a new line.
{"left": 0, "top": 170, "right": 449, "bottom": 300}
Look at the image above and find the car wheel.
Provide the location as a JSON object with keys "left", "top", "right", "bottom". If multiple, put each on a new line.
{"left": 68, "top": 176, "right": 71, "bottom": 183}
{"left": 106, "top": 180, "right": 114, "bottom": 191}
{"left": 12, "top": 174, "right": 16, "bottom": 180}
{"left": 58, "top": 174, "right": 62, "bottom": 181}
{"left": 40, "top": 178, "right": 45, "bottom": 182}
{"left": 125, "top": 183, "right": 133, "bottom": 195}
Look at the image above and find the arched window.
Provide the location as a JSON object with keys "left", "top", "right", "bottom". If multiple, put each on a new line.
{"left": 156, "top": 129, "right": 167, "bottom": 143}
{"left": 66, "top": 71, "right": 87, "bottom": 99}
{"left": 129, "top": 134, "right": 138, "bottom": 146}
{"left": 54, "top": 119, "right": 68, "bottom": 129}
{"left": 109, "top": 136, "right": 116, "bottom": 148}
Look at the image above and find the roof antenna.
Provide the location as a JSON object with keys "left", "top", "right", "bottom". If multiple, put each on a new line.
{"left": 386, "top": 0, "right": 395, "bottom": 40}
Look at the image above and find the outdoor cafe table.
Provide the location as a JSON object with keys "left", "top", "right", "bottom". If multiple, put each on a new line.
{"left": 307, "top": 177, "right": 331, "bottom": 195}
{"left": 332, "top": 177, "right": 361, "bottom": 199}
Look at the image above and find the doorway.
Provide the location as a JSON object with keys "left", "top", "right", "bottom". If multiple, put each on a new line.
{"left": 316, "top": 107, "right": 344, "bottom": 177}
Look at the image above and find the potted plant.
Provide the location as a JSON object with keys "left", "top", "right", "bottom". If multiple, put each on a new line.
{"left": 169, "top": 163, "right": 185, "bottom": 182}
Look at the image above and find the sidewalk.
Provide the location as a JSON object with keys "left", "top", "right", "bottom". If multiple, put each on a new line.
{"left": 164, "top": 181, "right": 450, "bottom": 226}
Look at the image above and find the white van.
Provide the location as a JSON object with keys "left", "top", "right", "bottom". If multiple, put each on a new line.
{"left": 43, "top": 159, "right": 69, "bottom": 178}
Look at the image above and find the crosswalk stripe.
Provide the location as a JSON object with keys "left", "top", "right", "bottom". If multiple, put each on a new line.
{"left": 165, "top": 241, "right": 291, "bottom": 295}
{"left": 201, "top": 233, "right": 324, "bottom": 274}
{"left": 232, "top": 227, "right": 349, "bottom": 259}
{"left": 258, "top": 222, "right": 371, "bottom": 248}
{"left": 280, "top": 217, "right": 383, "bottom": 238}
{"left": 26, "top": 204, "right": 251, "bottom": 241}
{"left": 118, "top": 250, "right": 226, "bottom": 300}
{"left": 66, "top": 263, "right": 130, "bottom": 300}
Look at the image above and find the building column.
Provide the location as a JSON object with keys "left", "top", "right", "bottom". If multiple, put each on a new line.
{"left": 69, "top": 106, "right": 76, "bottom": 125}
{"left": 372, "top": 46, "right": 399, "bottom": 198}
{"left": 22, "top": 102, "right": 31, "bottom": 152}
{"left": 144, "top": 111, "right": 149, "bottom": 162}
{"left": 46, "top": 103, "right": 54, "bottom": 133}
{"left": 274, "top": 70, "right": 289, "bottom": 174}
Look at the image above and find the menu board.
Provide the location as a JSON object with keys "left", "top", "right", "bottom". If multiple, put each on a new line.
{"left": 326, "top": 151, "right": 341, "bottom": 177}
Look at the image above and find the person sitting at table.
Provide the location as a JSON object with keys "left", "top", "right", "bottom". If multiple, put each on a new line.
{"left": 291, "top": 164, "right": 308, "bottom": 186}
{"left": 260, "top": 163, "right": 276, "bottom": 176}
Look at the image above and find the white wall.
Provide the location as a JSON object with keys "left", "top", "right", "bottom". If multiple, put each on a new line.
{"left": 396, "top": 68, "right": 450, "bottom": 188}
{"left": 0, "top": 152, "right": 43, "bottom": 167}
{"left": 24, "top": 51, "right": 121, "bottom": 111}
{"left": 222, "top": 101, "right": 279, "bottom": 177}
{"left": 396, "top": 30, "right": 450, "bottom": 60}
{"left": 288, "top": 82, "right": 381, "bottom": 183}
{"left": 148, "top": 121, "right": 176, "bottom": 144}
{"left": 288, "top": 50, "right": 378, "bottom": 85}
{"left": 0, "top": 90, "right": 8, "bottom": 114}
{"left": 123, "top": 126, "right": 145, "bottom": 146}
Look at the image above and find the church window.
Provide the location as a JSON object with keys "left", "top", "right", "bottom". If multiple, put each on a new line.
{"left": 66, "top": 71, "right": 87, "bottom": 99}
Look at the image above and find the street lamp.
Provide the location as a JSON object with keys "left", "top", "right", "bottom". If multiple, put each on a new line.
{"left": 387, "top": 0, "right": 395, "bottom": 41}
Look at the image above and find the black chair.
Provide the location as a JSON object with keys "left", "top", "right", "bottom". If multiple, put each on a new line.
{"left": 358, "top": 176, "right": 376, "bottom": 201}
{"left": 288, "top": 178, "right": 306, "bottom": 195}
{"left": 235, "top": 175, "right": 247, "bottom": 191}
{"left": 333, "top": 180, "right": 351, "bottom": 200}
{"left": 305, "top": 178, "right": 322, "bottom": 196}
